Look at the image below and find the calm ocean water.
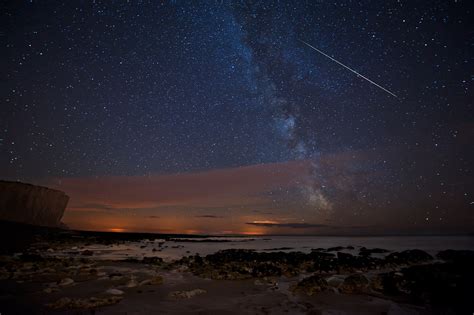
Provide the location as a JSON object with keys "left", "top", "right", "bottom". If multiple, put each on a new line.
{"left": 59, "top": 235, "right": 474, "bottom": 261}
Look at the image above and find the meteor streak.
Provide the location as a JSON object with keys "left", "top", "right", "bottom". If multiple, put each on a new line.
{"left": 299, "top": 39, "right": 398, "bottom": 98}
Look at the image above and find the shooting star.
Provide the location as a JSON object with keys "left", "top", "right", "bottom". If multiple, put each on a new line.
{"left": 299, "top": 39, "right": 398, "bottom": 98}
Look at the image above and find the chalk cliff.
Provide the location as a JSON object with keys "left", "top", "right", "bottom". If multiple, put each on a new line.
{"left": 0, "top": 181, "right": 69, "bottom": 227}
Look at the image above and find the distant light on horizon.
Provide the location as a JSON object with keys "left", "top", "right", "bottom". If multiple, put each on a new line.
{"left": 108, "top": 228, "right": 126, "bottom": 233}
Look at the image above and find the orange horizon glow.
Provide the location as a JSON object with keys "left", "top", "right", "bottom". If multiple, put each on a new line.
{"left": 37, "top": 156, "right": 469, "bottom": 236}
{"left": 49, "top": 160, "right": 323, "bottom": 234}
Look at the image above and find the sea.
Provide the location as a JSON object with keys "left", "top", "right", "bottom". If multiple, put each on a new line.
{"left": 47, "top": 235, "right": 474, "bottom": 262}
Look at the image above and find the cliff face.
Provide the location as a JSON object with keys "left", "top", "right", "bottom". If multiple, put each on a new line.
{"left": 0, "top": 181, "right": 69, "bottom": 227}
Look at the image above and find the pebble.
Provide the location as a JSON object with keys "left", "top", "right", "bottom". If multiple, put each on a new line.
{"left": 58, "top": 278, "right": 74, "bottom": 286}
{"left": 105, "top": 288, "right": 124, "bottom": 295}
{"left": 126, "top": 277, "right": 139, "bottom": 288}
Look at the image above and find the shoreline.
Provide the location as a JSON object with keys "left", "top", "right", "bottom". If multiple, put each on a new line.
{"left": 0, "top": 225, "right": 473, "bottom": 314}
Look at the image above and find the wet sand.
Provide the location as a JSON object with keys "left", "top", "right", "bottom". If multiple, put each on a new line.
{"left": 0, "top": 259, "right": 420, "bottom": 315}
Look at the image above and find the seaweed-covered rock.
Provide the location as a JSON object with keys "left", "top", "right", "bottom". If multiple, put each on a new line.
{"left": 169, "top": 289, "right": 206, "bottom": 299}
{"left": 340, "top": 274, "right": 370, "bottom": 294}
{"left": 374, "top": 262, "right": 473, "bottom": 313}
{"left": 308, "top": 251, "right": 337, "bottom": 273}
{"left": 183, "top": 249, "right": 309, "bottom": 279}
{"left": 370, "top": 274, "right": 385, "bottom": 292}
{"left": 336, "top": 252, "right": 383, "bottom": 272}
{"left": 291, "top": 275, "right": 329, "bottom": 296}
{"left": 384, "top": 249, "right": 433, "bottom": 265}
{"left": 46, "top": 296, "right": 122, "bottom": 310}
{"left": 251, "top": 263, "right": 282, "bottom": 277}
{"left": 149, "top": 275, "right": 164, "bottom": 285}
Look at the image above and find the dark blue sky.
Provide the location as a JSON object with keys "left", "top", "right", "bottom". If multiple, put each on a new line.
{"left": 1, "top": 1, "right": 473, "bottom": 233}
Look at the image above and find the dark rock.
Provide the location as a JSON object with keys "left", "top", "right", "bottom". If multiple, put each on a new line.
{"left": 81, "top": 250, "right": 93, "bottom": 256}
{"left": 251, "top": 263, "right": 282, "bottom": 277}
{"left": 181, "top": 249, "right": 305, "bottom": 279}
{"left": 374, "top": 262, "right": 473, "bottom": 312}
{"left": 310, "top": 251, "right": 335, "bottom": 258}
{"left": 169, "top": 288, "right": 206, "bottom": 299}
{"left": 325, "top": 246, "right": 345, "bottom": 252}
{"left": 46, "top": 296, "right": 122, "bottom": 310}
{"left": 142, "top": 256, "right": 163, "bottom": 264}
{"left": 336, "top": 252, "right": 383, "bottom": 272}
{"left": 370, "top": 274, "right": 384, "bottom": 292}
{"left": 307, "top": 251, "right": 337, "bottom": 273}
{"left": 291, "top": 275, "right": 329, "bottom": 296}
{"left": 385, "top": 249, "right": 433, "bottom": 265}
{"left": 108, "top": 272, "right": 123, "bottom": 279}
{"left": 263, "top": 247, "right": 294, "bottom": 251}
{"left": 340, "top": 274, "right": 370, "bottom": 294}
{"left": 20, "top": 253, "right": 44, "bottom": 262}
{"left": 437, "top": 249, "right": 474, "bottom": 263}
{"left": 337, "top": 252, "right": 353, "bottom": 260}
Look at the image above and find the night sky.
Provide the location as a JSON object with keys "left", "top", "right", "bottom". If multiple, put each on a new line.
{"left": 1, "top": 1, "right": 473, "bottom": 234}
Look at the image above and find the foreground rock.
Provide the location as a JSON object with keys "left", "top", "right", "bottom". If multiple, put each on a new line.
{"left": 58, "top": 277, "right": 74, "bottom": 286}
{"left": 46, "top": 296, "right": 122, "bottom": 310}
{"left": 177, "top": 248, "right": 434, "bottom": 280}
{"left": 372, "top": 256, "right": 474, "bottom": 313}
{"left": 2, "top": 230, "right": 472, "bottom": 315}
{"left": 340, "top": 274, "right": 370, "bottom": 294}
{"left": 436, "top": 249, "right": 474, "bottom": 263}
{"left": 169, "top": 289, "right": 207, "bottom": 299}
{"left": 384, "top": 249, "right": 433, "bottom": 266}
{"left": 105, "top": 288, "right": 124, "bottom": 295}
{"left": 291, "top": 275, "right": 329, "bottom": 296}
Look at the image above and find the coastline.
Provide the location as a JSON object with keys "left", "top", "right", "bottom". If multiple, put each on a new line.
{"left": 0, "top": 224, "right": 473, "bottom": 314}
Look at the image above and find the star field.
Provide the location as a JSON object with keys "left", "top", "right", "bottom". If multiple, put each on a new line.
{"left": 1, "top": 1, "right": 473, "bottom": 233}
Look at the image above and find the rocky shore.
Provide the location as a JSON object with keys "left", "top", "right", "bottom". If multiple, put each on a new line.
{"left": 0, "top": 230, "right": 472, "bottom": 314}
{"left": 175, "top": 248, "right": 473, "bottom": 311}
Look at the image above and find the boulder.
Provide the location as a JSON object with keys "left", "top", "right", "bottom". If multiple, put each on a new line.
{"left": 291, "top": 275, "right": 329, "bottom": 296}
{"left": 374, "top": 261, "right": 473, "bottom": 313}
{"left": 58, "top": 277, "right": 74, "bottom": 286}
{"left": 340, "top": 274, "right": 370, "bottom": 294}
{"left": 385, "top": 249, "right": 433, "bottom": 265}
{"left": 149, "top": 275, "right": 164, "bottom": 285}
{"left": 437, "top": 250, "right": 474, "bottom": 263}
